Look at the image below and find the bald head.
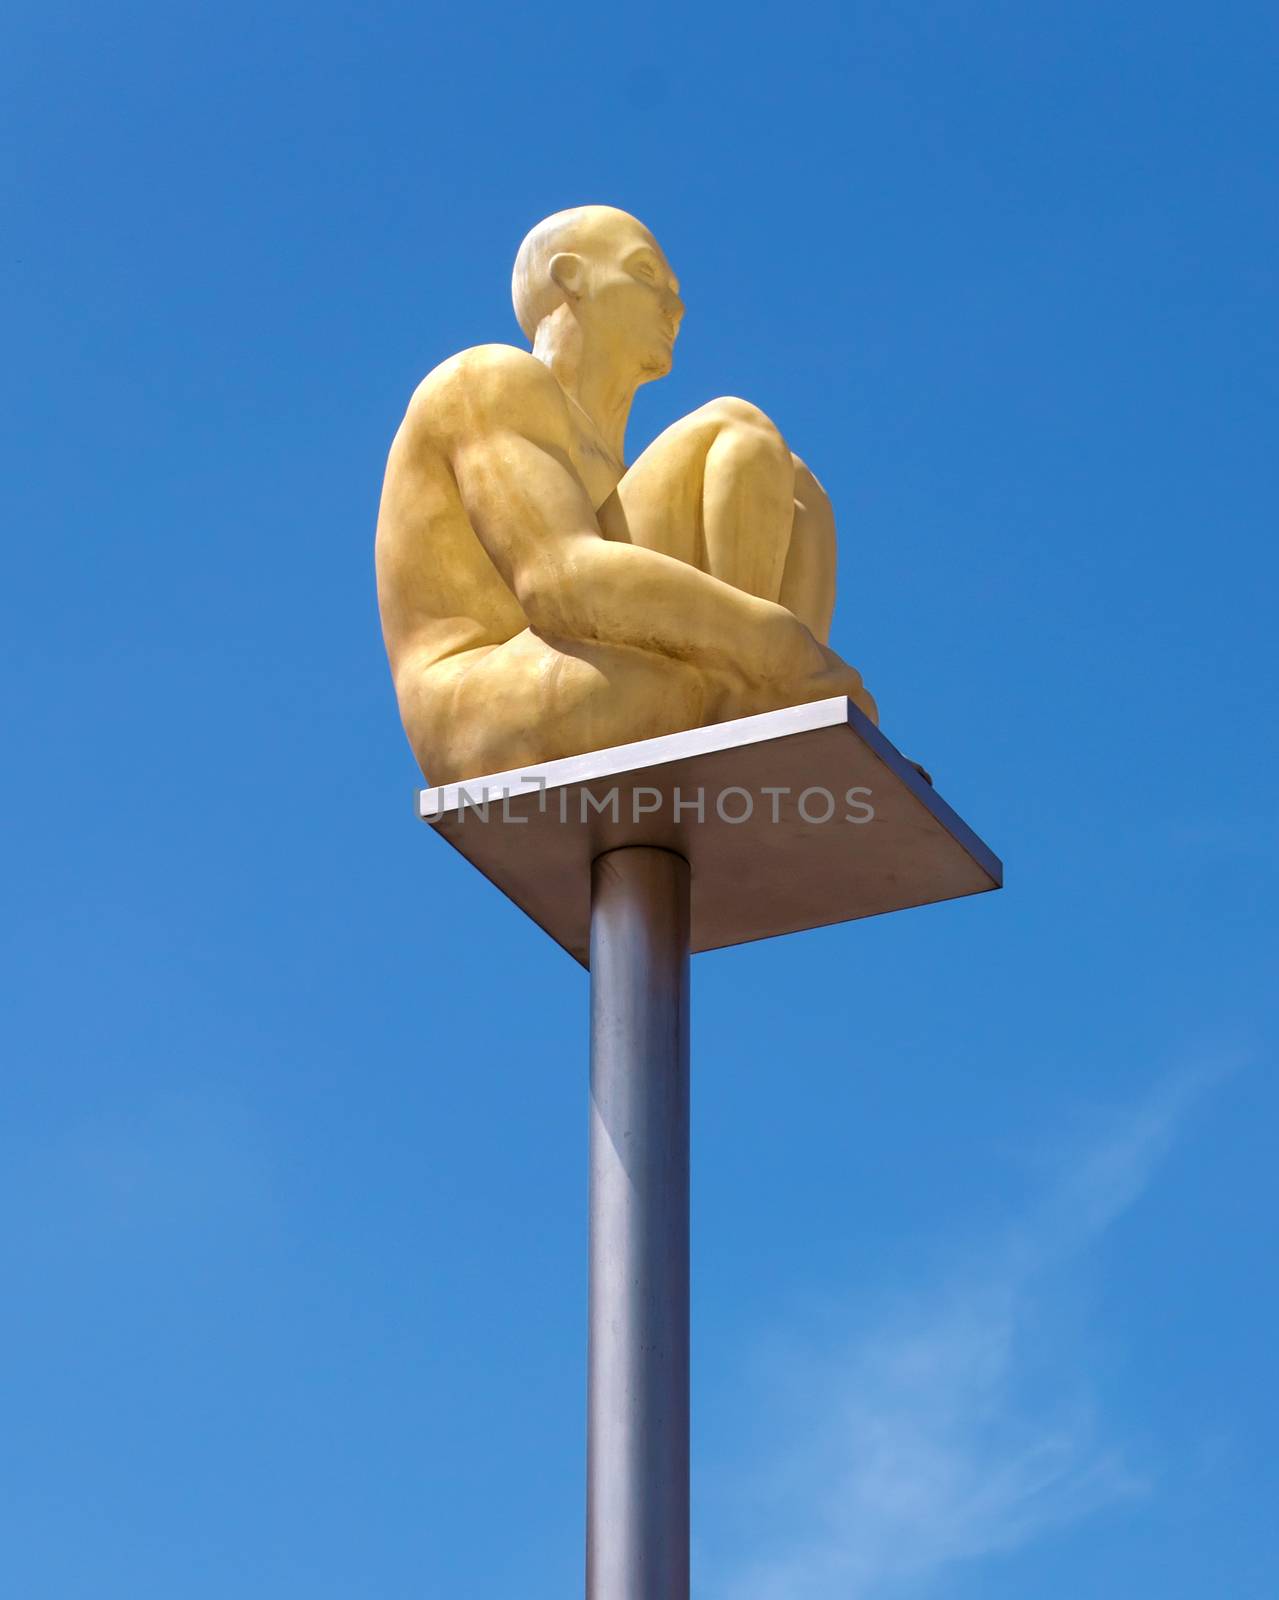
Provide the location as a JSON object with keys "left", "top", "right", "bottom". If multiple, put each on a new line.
{"left": 512, "top": 205, "right": 661, "bottom": 341}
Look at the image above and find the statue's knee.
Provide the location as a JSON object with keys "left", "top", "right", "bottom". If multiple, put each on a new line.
{"left": 698, "top": 395, "right": 785, "bottom": 445}
{"left": 791, "top": 454, "right": 832, "bottom": 513}
{"left": 698, "top": 399, "right": 791, "bottom": 496}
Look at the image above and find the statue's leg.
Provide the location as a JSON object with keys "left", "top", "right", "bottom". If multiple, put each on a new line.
{"left": 779, "top": 456, "right": 837, "bottom": 645}
{"left": 600, "top": 397, "right": 796, "bottom": 603}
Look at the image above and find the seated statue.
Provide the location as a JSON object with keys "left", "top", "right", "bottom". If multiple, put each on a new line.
{"left": 376, "top": 205, "right": 877, "bottom": 786}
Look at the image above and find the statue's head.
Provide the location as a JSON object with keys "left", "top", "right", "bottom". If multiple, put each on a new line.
{"left": 512, "top": 206, "right": 684, "bottom": 381}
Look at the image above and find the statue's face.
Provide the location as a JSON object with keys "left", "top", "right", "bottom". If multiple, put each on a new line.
{"left": 578, "top": 219, "right": 684, "bottom": 380}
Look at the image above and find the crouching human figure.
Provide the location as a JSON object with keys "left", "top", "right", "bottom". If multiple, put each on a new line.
{"left": 376, "top": 204, "right": 876, "bottom": 786}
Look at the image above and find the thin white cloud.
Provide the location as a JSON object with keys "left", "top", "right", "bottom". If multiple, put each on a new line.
{"left": 709, "top": 1060, "right": 1232, "bottom": 1600}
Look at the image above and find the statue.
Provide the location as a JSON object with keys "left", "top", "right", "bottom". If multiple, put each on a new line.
{"left": 376, "top": 205, "right": 878, "bottom": 786}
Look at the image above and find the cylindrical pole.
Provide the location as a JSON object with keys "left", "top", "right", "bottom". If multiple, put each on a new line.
{"left": 587, "top": 846, "right": 691, "bottom": 1600}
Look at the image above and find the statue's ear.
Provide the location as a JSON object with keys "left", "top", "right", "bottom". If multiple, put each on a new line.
{"left": 548, "top": 251, "right": 586, "bottom": 301}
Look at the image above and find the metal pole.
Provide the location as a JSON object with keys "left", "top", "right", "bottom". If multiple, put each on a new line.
{"left": 587, "top": 846, "right": 691, "bottom": 1600}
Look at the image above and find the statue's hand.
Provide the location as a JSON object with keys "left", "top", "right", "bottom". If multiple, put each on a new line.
{"left": 755, "top": 606, "right": 830, "bottom": 684}
{"left": 755, "top": 610, "right": 878, "bottom": 723}
{"left": 803, "top": 645, "right": 879, "bottom": 723}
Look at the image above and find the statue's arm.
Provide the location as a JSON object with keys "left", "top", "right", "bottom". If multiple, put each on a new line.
{"left": 434, "top": 349, "right": 831, "bottom": 688}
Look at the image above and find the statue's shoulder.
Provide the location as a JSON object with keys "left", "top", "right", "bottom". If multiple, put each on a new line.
{"left": 407, "top": 344, "right": 563, "bottom": 440}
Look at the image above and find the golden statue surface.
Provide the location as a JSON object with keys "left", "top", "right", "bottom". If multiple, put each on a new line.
{"left": 376, "top": 206, "right": 877, "bottom": 786}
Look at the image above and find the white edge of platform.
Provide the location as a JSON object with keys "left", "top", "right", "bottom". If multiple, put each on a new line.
{"left": 416, "top": 697, "right": 1004, "bottom": 889}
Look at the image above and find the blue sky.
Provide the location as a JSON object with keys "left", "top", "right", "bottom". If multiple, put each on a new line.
{"left": 3, "top": 2, "right": 1276, "bottom": 1595}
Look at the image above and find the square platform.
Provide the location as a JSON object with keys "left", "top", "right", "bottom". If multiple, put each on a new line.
{"left": 418, "top": 696, "right": 1002, "bottom": 967}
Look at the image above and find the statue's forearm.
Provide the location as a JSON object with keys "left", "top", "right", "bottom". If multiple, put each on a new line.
{"left": 520, "top": 536, "right": 813, "bottom": 685}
